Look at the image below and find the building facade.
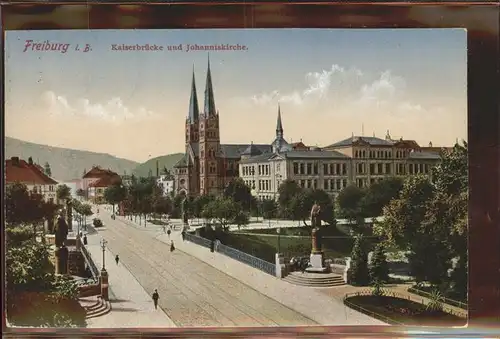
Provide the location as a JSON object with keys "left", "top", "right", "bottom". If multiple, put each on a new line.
{"left": 240, "top": 128, "right": 445, "bottom": 200}
{"left": 173, "top": 59, "right": 450, "bottom": 200}
{"left": 82, "top": 166, "right": 121, "bottom": 202}
{"left": 5, "top": 156, "right": 58, "bottom": 203}
{"left": 157, "top": 175, "right": 175, "bottom": 196}
{"left": 173, "top": 58, "right": 272, "bottom": 196}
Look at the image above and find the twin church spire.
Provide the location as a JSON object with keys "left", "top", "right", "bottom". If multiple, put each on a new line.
{"left": 187, "top": 56, "right": 217, "bottom": 123}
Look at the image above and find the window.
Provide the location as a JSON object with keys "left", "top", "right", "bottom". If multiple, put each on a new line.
{"left": 342, "top": 179, "right": 347, "bottom": 188}
{"left": 342, "top": 164, "right": 347, "bottom": 175}
{"left": 385, "top": 163, "right": 391, "bottom": 174}
{"left": 299, "top": 163, "right": 304, "bottom": 175}
{"left": 336, "top": 179, "right": 341, "bottom": 190}
{"left": 357, "top": 163, "right": 363, "bottom": 174}
{"left": 307, "top": 179, "right": 312, "bottom": 188}
{"left": 294, "top": 163, "right": 299, "bottom": 175}
{"left": 323, "top": 164, "right": 329, "bottom": 175}
{"left": 277, "top": 163, "right": 281, "bottom": 172}
{"left": 324, "top": 180, "right": 328, "bottom": 190}
{"left": 307, "top": 163, "right": 312, "bottom": 175}
{"left": 313, "top": 180, "right": 317, "bottom": 189}
{"left": 378, "top": 163, "right": 383, "bottom": 174}
{"left": 357, "top": 179, "right": 363, "bottom": 188}
{"left": 370, "top": 164, "right": 375, "bottom": 174}
{"left": 313, "top": 163, "right": 318, "bottom": 175}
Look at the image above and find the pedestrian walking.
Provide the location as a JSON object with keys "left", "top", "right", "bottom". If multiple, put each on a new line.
{"left": 210, "top": 239, "right": 215, "bottom": 253}
{"left": 115, "top": 254, "right": 120, "bottom": 265}
{"left": 152, "top": 289, "right": 159, "bottom": 309}
{"left": 83, "top": 234, "right": 88, "bottom": 245}
{"left": 181, "top": 230, "right": 186, "bottom": 241}
{"left": 167, "top": 229, "right": 171, "bottom": 238}
{"left": 170, "top": 240, "right": 175, "bottom": 252}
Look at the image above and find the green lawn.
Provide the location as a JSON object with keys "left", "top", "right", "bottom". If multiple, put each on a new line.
{"left": 201, "top": 224, "right": 360, "bottom": 263}
{"left": 345, "top": 295, "right": 465, "bottom": 326}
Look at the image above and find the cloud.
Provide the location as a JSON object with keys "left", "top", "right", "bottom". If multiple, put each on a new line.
{"left": 359, "top": 71, "right": 406, "bottom": 105}
{"left": 40, "top": 91, "right": 157, "bottom": 123}
{"left": 249, "top": 64, "right": 443, "bottom": 118}
{"left": 251, "top": 64, "right": 364, "bottom": 106}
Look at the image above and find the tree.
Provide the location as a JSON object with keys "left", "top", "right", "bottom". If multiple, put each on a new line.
{"left": 349, "top": 234, "right": 370, "bottom": 286}
{"left": 192, "top": 194, "right": 214, "bottom": 219}
{"left": 277, "top": 179, "right": 303, "bottom": 218}
{"left": 44, "top": 162, "right": 52, "bottom": 177}
{"left": 224, "top": 178, "right": 253, "bottom": 211}
{"left": 104, "top": 183, "right": 127, "bottom": 215}
{"left": 360, "top": 177, "right": 403, "bottom": 217}
{"left": 76, "top": 188, "right": 85, "bottom": 200}
{"left": 374, "top": 175, "right": 435, "bottom": 249}
{"left": 201, "top": 198, "right": 239, "bottom": 231}
{"left": 56, "top": 184, "right": 72, "bottom": 203}
{"left": 261, "top": 198, "right": 277, "bottom": 219}
{"left": 336, "top": 184, "right": 366, "bottom": 220}
{"left": 369, "top": 242, "right": 389, "bottom": 283}
{"left": 233, "top": 210, "right": 250, "bottom": 230}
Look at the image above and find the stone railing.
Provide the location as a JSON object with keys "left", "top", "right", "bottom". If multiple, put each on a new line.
{"left": 217, "top": 243, "right": 276, "bottom": 276}
{"left": 80, "top": 240, "right": 99, "bottom": 281}
{"left": 184, "top": 232, "right": 212, "bottom": 248}
{"left": 185, "top": 233, "right": 276, "bottom": 276}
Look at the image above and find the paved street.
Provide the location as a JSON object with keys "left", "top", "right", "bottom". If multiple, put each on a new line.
{"left": 92, "top": 210, "right": 318, "bottom": 327}
{"left": 84, "top": 231, "right": 177, "bottom": 328}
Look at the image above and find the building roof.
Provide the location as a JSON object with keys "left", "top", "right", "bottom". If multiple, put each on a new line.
{"left": 241, "top": 143, "right": 263, "bottom": 157}
{"left": 83, "top": 166, "right": 119, "bottom": 179}
{"left": 325, "top": 136, "right": 394, "bottom": 148}
{"left": 239, "top": 153, "right": 275, "bottom": 164}
{"left": 5, "top": 157, "right": 58, "bottom": 185}
{"left": 408, "top": 151, "right": 442, "bottom": 160}
{"left": 221, "top": 144, "right": 272, "bottom": 159}
{"left": 239, "top": 149, "right": 349, "bottom": 164}
{"left": 89, "top": 175, "right": 121, "bottom": 187}
{"left": 174, "top": 154, "right": 189, "bottom": 168}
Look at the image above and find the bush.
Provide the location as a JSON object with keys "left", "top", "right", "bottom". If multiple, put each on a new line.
{"left": 349, "top": 234, "right": 370, "bottom": 286}
{"left": 93, "top": 218, "right": 103, "bottom": 228}
{"left": 370, "top": 243, "right": 389, "bottom": 283}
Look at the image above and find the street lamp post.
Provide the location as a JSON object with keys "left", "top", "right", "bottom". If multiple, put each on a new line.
{"left": 276, "top": 227, "right": 281, "bottom": 254}
{"left": 100, "top": 239, "right": 108, "bottom": 270}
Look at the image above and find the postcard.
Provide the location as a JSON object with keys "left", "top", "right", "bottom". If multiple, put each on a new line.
{"left": 4, "top": 28, "right": 467, "bottom": 328}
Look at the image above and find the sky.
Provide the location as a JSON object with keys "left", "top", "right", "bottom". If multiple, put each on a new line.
{"left": 5, "top": 29, "right": 467, "bottom": 162}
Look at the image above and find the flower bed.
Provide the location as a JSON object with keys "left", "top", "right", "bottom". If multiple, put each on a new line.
{"left": 408, "top": 286, "right": 467, "bottom": 310}
{"left": 344, "top": 294, "right": 466, "bottom": 327}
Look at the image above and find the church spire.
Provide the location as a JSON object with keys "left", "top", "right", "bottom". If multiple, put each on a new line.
{"left": 188, "top": 65, "right": 199, "bottom": 122}
{"left": 276, "top": 103, "right": 283, "bottom": 138}
{"left": 204, "top": 55, "right": 216, "bottom": 116}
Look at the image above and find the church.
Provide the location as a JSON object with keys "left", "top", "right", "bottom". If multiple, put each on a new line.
{"left": 173, "top": 57, "right": 291, "bottom": 197}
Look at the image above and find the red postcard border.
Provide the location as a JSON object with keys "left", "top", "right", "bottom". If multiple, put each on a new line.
{"left": 1, "top": 2, "right": 499, "bottom": 338}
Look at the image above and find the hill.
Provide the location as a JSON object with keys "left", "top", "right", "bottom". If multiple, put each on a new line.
{"left": 5, "top": 137, "right": 139, "bottom": 181}
{"left": 132, "top": 153, "right": 184, "bottom": 178}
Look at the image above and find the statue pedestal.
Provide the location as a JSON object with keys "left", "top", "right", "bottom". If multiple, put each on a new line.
{"left": 55, "top": 246, "right": 69, "bottom": 275}
{"left": 306, "top": 252, "right": 328, "bottom": 273}
{"left": 100, "top": 269, "right": 109, "bottom": 301}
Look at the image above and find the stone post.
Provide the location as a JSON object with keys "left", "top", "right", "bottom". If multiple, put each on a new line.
{"left": 100, "top": 269, "right": 109, "bottom": 301}
{"left": 343, "top": 257, "right": 352, "bottom": 284}
{"left": 275, "top": 253, "right": 286, "bottom": 278}
{"left": 55, "top": 246, "right": 69, "bottom": 275}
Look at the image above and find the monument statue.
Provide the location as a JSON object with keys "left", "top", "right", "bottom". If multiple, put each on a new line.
{"left": 54, "top": 212, "right": 69, "bottom": 275}
{"left": 309, "top": 202, "right": 325, "bottom": 259}
{"left": 310, "top": 202, "right": 322, "bottom": 228}
{"left": 54, "top": 213, "right": 69, "bottom": 248}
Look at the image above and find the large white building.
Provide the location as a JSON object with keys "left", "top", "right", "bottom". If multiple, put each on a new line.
{"left": 239, "top": 109, "right": 445, "bottom": 201}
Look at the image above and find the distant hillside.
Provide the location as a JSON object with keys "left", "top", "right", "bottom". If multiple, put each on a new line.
{"left": 133, "top": 153, "right": 184, "bottom": 178}
{"left": 5, "top": 137, "right": 139, "bottom": 181}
